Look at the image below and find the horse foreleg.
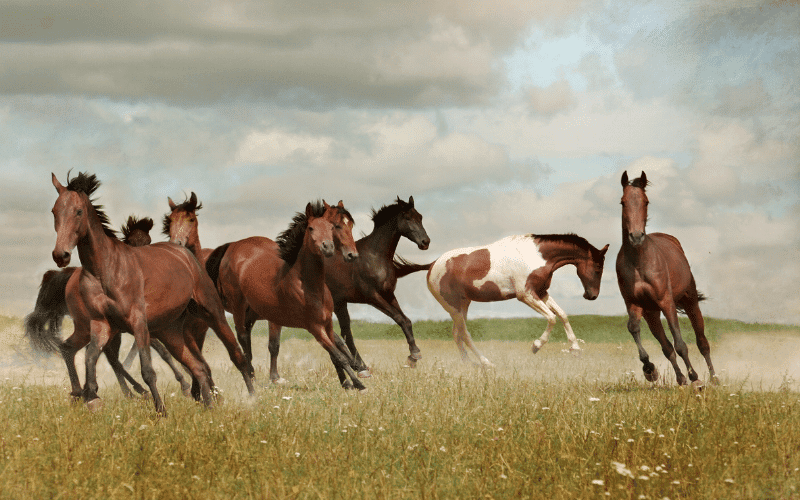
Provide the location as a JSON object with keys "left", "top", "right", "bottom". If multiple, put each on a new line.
{"left": 59, "top": 330, "right": 89, "bottom": 400}
{"left": 268, "top": 322, "right": 287, "bottom": 384}
{"left": 334, "top": 303, "right": 370, "bottom": 375}
{"left": 156, "top": 328, "right": 214, "bottom": 407}
{"left": 519, "top": 293, "right": 557, "bottom": 354}
{"left": 626, "top": 304, "right": 659, "bottom": 382}
{"left": 316, "top": 325, "right": 366, "bottom": 391}
{"left": 452, "top": 307, "right": 492, "bottom": 367}
{"left": 544, "top": 296, "right": 581, "bottom": 353}
{"left": 83, "top": 319, "right": 113, "bottom": 408}
{"left": 196, "top": 300, "right": 255, "bottom": 397}
{"left": 683, "top": 299, "right": 717, "bottom": 383}
{"left": 131, "top": 312, "right": 166, "bottom": 416}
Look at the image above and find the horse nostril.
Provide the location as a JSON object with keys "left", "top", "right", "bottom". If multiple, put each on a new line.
{"left": 346, "top": 251, "right": 359, "bottom": 262}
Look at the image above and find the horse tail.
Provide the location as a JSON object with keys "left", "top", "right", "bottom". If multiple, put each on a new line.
{"left": 24, "top": 268, "right": 77, "bottom": 354}
{"left": 393, "top": 256, "right": 434, "bottom": 278}
{"left": 205, "top": 243, "right": 231, "bottom": 287}
{"left": 676, "top": 290, "right": 707, "bottom": 315}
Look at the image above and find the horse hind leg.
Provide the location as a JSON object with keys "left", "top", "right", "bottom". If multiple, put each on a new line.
{"left": 268, "top": 322, "right": 288, "bottom": 384}
{"left": 103, "top": 332, "right": 148, "bottom": 398}
{"left": 660, "top": 301, "right": 700, "bottom": 385}
{"left": 518, "top": 293, "right": 557, "bottom": 354}
{"left": 453, "top": 306, "right": 493, "bottom": 368}
{"left": 150, "top": 338, "right": 192, "bottom": 396}
{"left": 682, "top": 297, "right": 717, "bottom": 384}
{"left": 642, "top": 309, "right": 689, "bottom": 385}
{"left": 334, "top": 303, "right": 370, "bottom": 375}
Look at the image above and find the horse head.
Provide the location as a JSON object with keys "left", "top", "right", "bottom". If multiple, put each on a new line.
{"left": 306, "top": 202, "right": 336, "bottom": 258}
{"left": 397, "top": 196, "right": 430, "bottom": 250}
{"left": 50, "top": 172, "right": 99, "bottom": 267}
{"left": 620, "top": 170, "right": 649, "bottom": 247}
{"left": 164, "top": 192, "right": 202, "bottom": 248}
{"left": 323, "top": 200, "right": 359, "bottom": 262}
{"left": 576, "top": 243, "right": 609, "bottom": 300}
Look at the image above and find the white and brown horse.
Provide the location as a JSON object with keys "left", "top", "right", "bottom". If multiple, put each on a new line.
{"left": 421, "top": 234, "right": 608, "bottom": 366}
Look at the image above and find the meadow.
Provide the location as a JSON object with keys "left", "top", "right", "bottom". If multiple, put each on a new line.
{"left": 1, "top": 314, "right": 799, "bottom": 499}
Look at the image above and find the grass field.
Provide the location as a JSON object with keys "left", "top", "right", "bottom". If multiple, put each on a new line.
{"left": 1, "top": 314, "right": 799, "bottom": 499}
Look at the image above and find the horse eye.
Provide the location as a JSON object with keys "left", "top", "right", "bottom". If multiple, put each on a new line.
{"left": 309, "top": 226, "right": 315, "bottom": 232}
{"left": 76, "top": 209, "right": 83, "bottom": 216}
{"left": 335, "top": 225, "right": 342, "bottom": 230}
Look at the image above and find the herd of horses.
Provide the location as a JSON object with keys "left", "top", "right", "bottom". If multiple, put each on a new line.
{"left": 25, "top": 170, "right": 716, "bottom": 415}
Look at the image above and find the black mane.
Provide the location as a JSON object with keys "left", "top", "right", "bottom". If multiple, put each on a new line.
{"left": 162, "top": 193, "right": 203, "bottom": 236}
{"left": 277, "top": 201, "right": 326, "bottom": 264}
{"left": 64, "top": 171, "right": 118, "bottom": 239}
{"left": 121, "top": 216, "right": 154, "bottom": 245}
{"left": 370, "top": 197, "right": 411, "bottom": 228}
{"left": 630, "top": 176, "right": 650, "bottom": 189}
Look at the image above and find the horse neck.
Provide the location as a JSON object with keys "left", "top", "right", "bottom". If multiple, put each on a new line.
{"left": 186, "top": 225, "right": 203, "bottom": 258}
{"left": 362, "top": 219, "right": 401, "bottom": 259}
{"left": 76, "top": 209, "right": 121, "bottom": 280}
{"left": 292, "top": 242, "right": 327, "bottom": 297}
{"left": 538, "top": 240, "right": 588, "bottom": 271}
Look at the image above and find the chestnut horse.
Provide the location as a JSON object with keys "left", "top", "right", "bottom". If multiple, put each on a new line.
{"left": 616, "top": 171, "right": 716, "bottom": 386}
{"left": 26, "top": 216, "right": 192, "bottom": 397}
{"left": 122, "top": 192, "right": 211, "bottom": 399}
{"left": 205, "top": 201, "right": 366, "bottom": 390}
{"left": 49, "top": 172, "right": 254, "bottom": 414}
{"left": 273, "top": 196, "right": 430, "bottom": 376}
{"left": 419, "top": 234, "right": 608, "bottom": 366}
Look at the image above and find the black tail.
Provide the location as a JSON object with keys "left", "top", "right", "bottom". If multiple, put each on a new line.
{"left": 205, "top": 242, "right": 231, "bottom": 286}
{"left": 393, "top": 256, "right": 434, "bottom": 278}
{"left": 677, "top": 290, "right": 707, "bottom": 315}
{"left": 24, "top": 268, "right": 77, "bottom": 354}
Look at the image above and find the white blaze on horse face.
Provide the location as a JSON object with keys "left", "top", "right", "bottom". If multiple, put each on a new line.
{"left": 471, "top": 235, "right": 547, "bottom": 297}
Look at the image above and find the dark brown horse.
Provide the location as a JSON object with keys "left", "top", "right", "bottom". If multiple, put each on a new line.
{"left": 274, "top": 196, "right": 430, "bottom": 376}
{"left": 26, "top": 216, "right": 193, "bottom": 397}
{"left": 412, "top": 233, "right": 607, "bottom": 366}
{"left": 616, "top": 171, "right": 716, "bottom": 386}
{"left": 205, "top": 201, "right": 365, "bottom": 390}
{"left": 48, "top": 172, "right": 254, "bottom": 414}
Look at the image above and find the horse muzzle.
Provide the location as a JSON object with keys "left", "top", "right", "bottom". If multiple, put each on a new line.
{"left": 321, "top": 240, "right": 335, "bottom": 257}
{"left": 417, "top": 237, "right": 430, "bottom": 251}
{"left": 53, "top": 249, "right": 71, "bottom": 267}
{"left": 583, "top": 291, "right": 598, "bottom": 301}
{"left": 628, "top": 231, "right": 645, "bottom": 247}
{"left": 342, "top": 250, "right": 359, "bottom": 262}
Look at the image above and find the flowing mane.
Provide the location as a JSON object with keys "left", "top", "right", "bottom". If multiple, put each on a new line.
{"left": 162, "top": 193, "right": 203, "bottom": 236}
{"left": 121, "top": 216, "right": 154, "bottom": 245}
{"left": 370, "top": 197, "right": 410, "bottom": 228}
{"left": 276, "top": 201, "right": 326, "bottom": 264}
{"left": 65, "top": 171, "right": 118, "bottom": 239}
{"left": 532, "top": 233, "right": 605, "bottom": 261}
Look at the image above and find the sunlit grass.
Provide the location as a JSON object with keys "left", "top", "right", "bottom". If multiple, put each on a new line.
{"left": 1, "top": 316, "right": 799, "bottom": 499}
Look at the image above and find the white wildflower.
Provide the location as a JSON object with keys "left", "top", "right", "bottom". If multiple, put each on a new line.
{"left": 591, "top": 479, "right": 604, "bottom": 486}
{"left": 611, "top": 461, "right": 634, "bottom": 479}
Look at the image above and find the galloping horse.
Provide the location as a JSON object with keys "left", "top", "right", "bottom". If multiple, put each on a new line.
{"left": 275, "top": 196, "right": 430, "bottom": 376}
{"left": 122, "top": 193, "right": 211, "bottom": 399}
{"left": 418, "top": 233, "right": 608, "bottom": 366}
{"left": 26, "top": 216, "right": 192, "bottom": 397}
{"left": 205, "top": 201, "right": 366, "bottom": 390}
{"left": 49, "top": 172, "right": 254, "bottom": 414}
{"left": 616, "top": 171, "right": 716, "bottom": 386}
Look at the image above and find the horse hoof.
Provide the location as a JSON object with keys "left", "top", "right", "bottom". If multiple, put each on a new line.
{"left": 405, "top": 356, "right": 418, "bottom": 368}
{"left": 691, "top": 380, "right": 704, "bottom": 391}
{"left": 357, "top": 370, "right": 371, "bottom": 379}
{"left": 644, "top": 367, "right": 659, "bottom": 382}
{"left": 271, "top": 377, "right": 288, "bottom": 385}
{"left": 86, "top": 398, "right": 103, "bottom": 412}
{"left": 182, "top": 388, "right": 193, "bottom": 398}
{"left": 710, "top": 375, "right": 721, "bottom": 385}
{"left": 409, "top": 351, "right": 422, "bottom": 361}
{"left": 569, "top": 347, "right": 582, "bottom": 357}
{"left": 480, "top": 359, "right": 496, "bottom": 369}
{"left": 358, "top": 387, "right": 368, "bottom": 394}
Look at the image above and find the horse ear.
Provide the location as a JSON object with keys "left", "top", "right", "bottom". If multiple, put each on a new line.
{"left": 52, "top": 173, "right": 66, "bottom": 194}
{"left": 640, "top": 171, "right": 647, "bottom": 187}
{"left": 189, "top": 192, "right": 197, "bottom": 208}
{"left": 168, "top": 197, "right": 177, "bottom": 210}
{"left": 600, "top": 244, "right": 609, "bottom": 256}
{"left": 408, "top": 195, "right": 414, "bottom": 207}
{"left": 305, "top": 202, "right": 314, "bottom": 218}
{"left": 337, "top": 200, "right": 344, "bottom": 208}
{"left": 621, "top": 171, "right": 629, "bottom": 187}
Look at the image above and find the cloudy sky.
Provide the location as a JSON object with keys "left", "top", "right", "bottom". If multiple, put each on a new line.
{"left": 1, "top": 0, "right": 798, "bottom": 328}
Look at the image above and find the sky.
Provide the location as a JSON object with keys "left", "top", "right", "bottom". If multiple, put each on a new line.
{"left": 1, "top": 0, "right": 798, "bottom": 328}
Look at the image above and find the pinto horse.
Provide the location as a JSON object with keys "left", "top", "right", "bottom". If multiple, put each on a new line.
{"left": 420, "top": 234, "right": 608, "bottom": 366}
{"left": 26, "top": 216, "right": 193, "bottom": 397}
{"left": 274, "top": 196, "right": 430, "bottom": 376}
{"left": 616, "top": 171, "right": 716, "bottom": 386}
{"left": 49, "top": 172, "right": 254, "bottom": 414}
{"left": 205, "top": 201, "right": 366, "bottom": 390}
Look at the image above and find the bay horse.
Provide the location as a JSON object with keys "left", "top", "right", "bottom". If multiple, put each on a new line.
{"left": 205, "top": 201, "right": 366, "bottom": 390}
{"left": 49, "top": 172, "right": 254, "bottom": 414}
{"left": 122, "top": 193, "right": 211, "bottom": 399}
{"left": 417, "top": 233, "right": 608, "bottom": 366}
{"left": 616, "top": 171, "right": 716, "bottom": 386}
{"left": 274, "top": 196, "right": 430, "bottom": 376}
{"left": 26, "top": 216, "right": 193, "bottom": 397}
